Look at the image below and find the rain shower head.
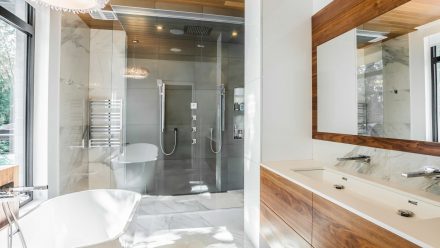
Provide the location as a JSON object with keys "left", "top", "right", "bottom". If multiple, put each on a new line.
{"left": 184, "top": 25, "right": 212, "bottom": 36}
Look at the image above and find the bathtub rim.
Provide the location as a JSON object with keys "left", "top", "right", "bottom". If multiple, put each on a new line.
{"left": 2, "top": 189, "right": 142, "bottom": 247}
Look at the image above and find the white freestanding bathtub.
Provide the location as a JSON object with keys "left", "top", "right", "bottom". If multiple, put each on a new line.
{"left": 111, "top": 143, "right": 158, "bottom": 194}
{"left": 6, "top": 189, "right": 141, "bottom": 248}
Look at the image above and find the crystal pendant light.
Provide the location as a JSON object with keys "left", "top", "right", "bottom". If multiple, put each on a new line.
{"left": 124, "top": 40, "right": 150, "bottom": 80}
{"left": 29, "top": 0, "right": 109, "bottom": 13}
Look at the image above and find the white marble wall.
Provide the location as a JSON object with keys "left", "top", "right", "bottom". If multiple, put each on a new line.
{"left": 382, "top": 35, "right": 411, "bottom": 139}
{"left": 59, "top": 14, "right": 90, "bottom": 194}
{"left": 88, "top": 29, "right": 127, "bottom": 190}
{"left": 315, "top": 140, "right": 440, "bottom": 198}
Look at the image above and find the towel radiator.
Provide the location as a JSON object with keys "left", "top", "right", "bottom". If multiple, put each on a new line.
{"left": 89, "top": 99, "right": 122, "bottom": 148}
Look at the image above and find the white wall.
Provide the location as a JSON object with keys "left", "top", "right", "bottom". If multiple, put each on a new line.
{"left": 409, "top": 20, "right": 440, "bottom": 141}
{"left": 29, "top": 1, "right": 62, "bottom": 199}
{"left": 317, "top": 30, "right": 357, "bottom": 135}
{"left": 261, "top": 0, "right": 313, "bottom": 162}
{"left": 244, "top": 0, "right": 314, "bottom": 246}
{"left": 313, "top": 0, "right": 333, "bottom": 14}
{"left": 244, "top": 0, "right": 262, "bottom": 246}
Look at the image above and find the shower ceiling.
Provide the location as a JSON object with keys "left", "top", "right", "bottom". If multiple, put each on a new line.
{"left": 78, "top": 0, "right": 244, "bottom": 61}
{"left": 117, "top": 14, "right": 244, "bottom": 61}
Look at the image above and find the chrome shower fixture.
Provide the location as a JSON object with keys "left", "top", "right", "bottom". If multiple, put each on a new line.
{"left": 157, "top": 79, "right": 177, "bottom": 155}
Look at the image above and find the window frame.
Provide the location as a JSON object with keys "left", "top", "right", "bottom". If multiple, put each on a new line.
{"left": 431, "top": 46, "right": 440, "bottom": 142}
{"left": 0, "top": 3, "right": 35, "bottom": 205}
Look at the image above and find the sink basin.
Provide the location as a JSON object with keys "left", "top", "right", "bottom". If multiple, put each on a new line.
{"left": 292, "top": 168, "right": 440, "bottom": 220}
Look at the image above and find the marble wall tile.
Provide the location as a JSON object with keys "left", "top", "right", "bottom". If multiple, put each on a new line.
{"left": 87, "top": 29, "right": 127, "bottom": 190}
{"left": 334, "top": 146, "right": 440, "bottom": 198}
{"left": 59, "top": 13, "right": 90, "bottom": 194}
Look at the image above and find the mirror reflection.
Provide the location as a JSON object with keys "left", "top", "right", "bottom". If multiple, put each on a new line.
{"left": 317, "top": 2, "right": 440, "bottom": 142}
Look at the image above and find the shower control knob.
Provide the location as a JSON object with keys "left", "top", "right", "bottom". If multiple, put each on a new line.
{"left": 192, "top": 139, "right": 197, "bottom": 145}
{"left": 192, "top": 127, "right": 197, "bottom": 132}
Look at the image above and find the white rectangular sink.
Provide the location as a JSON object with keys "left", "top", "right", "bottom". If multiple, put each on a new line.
{"left": 292, "top": 168, "right": 440, "bottom": 220}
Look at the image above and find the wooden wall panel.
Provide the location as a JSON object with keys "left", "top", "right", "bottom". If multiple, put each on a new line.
{"left": 260, "top": 167, "right": 313, "bottom": 243}
{"left": 0, "top": 165, "right": 19, "bottom": 229}
{"left": 312, "top": 194, "right": 418, "bottom": 248}
{"left": 312, "top": 0, "right": 410, "bottom": 46}
{"left": 260, "top": 201, "right": 312, "bottom": 248}
{"left": 312, "top": 0, "right": 440, "bottom": 156}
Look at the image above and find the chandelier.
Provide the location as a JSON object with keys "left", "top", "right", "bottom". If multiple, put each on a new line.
{"left": 124, "top": 40, "right": 150, "bottom": 80}
{"left": 29, "top": 0, "right": 109, "bottom": 13}
{"left": 124, "top": 67, "right": 150, "bottom": 80}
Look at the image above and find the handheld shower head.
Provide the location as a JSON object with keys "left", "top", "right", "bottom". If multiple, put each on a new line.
{"left": 157, "top": 79, "right": 163, "bottom": 87}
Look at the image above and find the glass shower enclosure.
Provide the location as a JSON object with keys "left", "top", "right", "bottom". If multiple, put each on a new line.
{"left": 58, "top": 8, "right": 245, "bottom": 196}
{"left": 115, "top": 15, "right": 245, "bottom": 195}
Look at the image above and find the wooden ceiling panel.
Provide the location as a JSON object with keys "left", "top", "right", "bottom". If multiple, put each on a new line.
{"left": 358, "top": 0, "right": 440, "bottom": 48}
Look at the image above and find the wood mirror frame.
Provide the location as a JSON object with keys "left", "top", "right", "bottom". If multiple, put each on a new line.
{"left": 312, "top": 0, "right": 440, "bottom": 156}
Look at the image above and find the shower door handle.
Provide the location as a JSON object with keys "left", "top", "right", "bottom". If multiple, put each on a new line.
{"left": 221, "top": 86, "right": 225, "bottom": 131}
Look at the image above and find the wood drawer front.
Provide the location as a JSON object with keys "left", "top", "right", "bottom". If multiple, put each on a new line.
{"left": 260, "top": 167, "right": 313, "bottom": 243}
{"left": 312, "top": 194, "right": 419, "bottom": 248}
{"left": 261, "top": 201, "right": 312, "bottom": 248}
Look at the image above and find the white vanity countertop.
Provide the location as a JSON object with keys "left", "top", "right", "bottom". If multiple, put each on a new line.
{"left": 261, "top": 160, "right": 440, "bottom": 248}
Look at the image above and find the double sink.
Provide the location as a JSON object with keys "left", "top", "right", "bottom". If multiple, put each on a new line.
{"left": 292, "top": 168, "right": 440, "bottom": 221}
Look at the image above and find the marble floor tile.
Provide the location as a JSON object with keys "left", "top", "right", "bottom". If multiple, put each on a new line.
{"left": 120, "top": 191, "right": 252, "bottom": 248}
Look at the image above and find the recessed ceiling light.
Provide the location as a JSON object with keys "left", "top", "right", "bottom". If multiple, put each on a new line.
{"left": 232, "top": 31, "right": 238, "bottom": 37}
{"left": 132, "top": 40, "right": 139, "bottom": 44}
{"left": 170, "top": 29, "right": 184, "bottom": 35}
{"left": 156, "top": 25, "right": 163, "bottom": 31}
{"left": 170, "top": 48, "right": 182, "bottom": 53}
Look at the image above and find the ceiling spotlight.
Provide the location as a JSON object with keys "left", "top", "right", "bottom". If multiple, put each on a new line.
{"left": 170, "top": 48, "right": 182, "bottom": 53}
{"left": 156, "top": 25, "right": 163, "bottom": 31}
{"left": 232, "top": 31, "right": 238, "bottom": 37}
{"left": 132, "top": 40, "right": 139, "bottom": 44}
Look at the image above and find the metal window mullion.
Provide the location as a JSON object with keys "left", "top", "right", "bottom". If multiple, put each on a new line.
{"left": 431, "top": 46, "right": 439, "bottom": 142}
{"left": 0, "top": 6, "right": 34, "bottom": 36}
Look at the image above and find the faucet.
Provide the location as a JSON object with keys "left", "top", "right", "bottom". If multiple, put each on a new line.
{"left": 402, "top": 167, "right": 440, "bottom": 178}
{"left": 337, "top": 155, "right": 371, "bottom": 163}
{"left": 1, "top": 185, "right": 48, "bottom": 248}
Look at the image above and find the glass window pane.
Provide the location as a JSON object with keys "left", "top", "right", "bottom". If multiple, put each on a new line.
{"left": 0, "top": 0, "right": 27, "bottom": 22}
{"left": 0, "top": 18, "right": 27, "bottom": 186}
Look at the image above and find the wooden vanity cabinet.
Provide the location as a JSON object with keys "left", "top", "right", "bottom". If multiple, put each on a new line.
{"left": 312, "top": 194, "right": 418, "bottom": 248}
{"left": 260, "top": 167, "right": 419, "bottom": 248}
{"left": 261, "top": 201, "right": 312, "bottom": 248}
{"left": 260, "top": 167, "right": 313, "bottom": 243}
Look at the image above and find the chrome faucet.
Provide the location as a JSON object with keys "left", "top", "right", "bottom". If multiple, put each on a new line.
{"left": 337, "top": 155, "right": 371, "bottom": 163}
{"left": 1, "top": 185, "right": 48, "bottom": 248}
{"left": 402, "top": 167, "right": 440, "bottom": 178}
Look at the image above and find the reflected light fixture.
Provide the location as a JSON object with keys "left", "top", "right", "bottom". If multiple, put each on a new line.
{"left": 29, "top": 0, "right": 109, "bottom": 13}
{"left": 156, "top": 25, "right": 163, "bottom": 31}
{"left": 124, "top": 40, "right": 150, "bottom": 80}
{"left": 232, "top": 31, "right": 238, "bottom": 37}
{"left": 170, "top": 48, "right": 182, "bottom": 53}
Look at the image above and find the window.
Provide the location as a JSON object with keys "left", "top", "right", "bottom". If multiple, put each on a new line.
{"left": 0, "top": 1, "right": 34, "bottom": 203}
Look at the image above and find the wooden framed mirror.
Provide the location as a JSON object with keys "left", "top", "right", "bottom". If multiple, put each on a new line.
{"left": 312, "top": 0, "right": 440, "bottom": 156}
